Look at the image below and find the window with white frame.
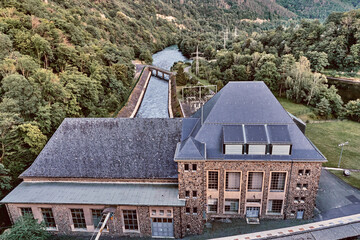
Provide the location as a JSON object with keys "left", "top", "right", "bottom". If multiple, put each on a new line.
{"left": 226, "top": 172, "right": 241, "bottom": 191}
{"left": 267, "top": 200, "right": 283, "bottom": 214}
{"left": 71, "top": 209, "right": 87, "bottom": 229}
{"left": 224, "top": 199, "right": 239, "bottom": 213}
{"left": 20, "top": 208, "right": 33, "bottom": 218}
{"left": 41, "top": 208, "right": 56, "bottom": 228}
{"left": 270, "top": 172, "right": 286, "bottom": 192}
{"left": 247, "top": 172, "right": 263, "bottom": 192}
{"left": 207, "top": 199, "right": 218, "bottom": 213}
{"left": 123, "top": 210, "right": 138, "bottom": 231}
{"left": 92, "top": 209, "right": 107, "bottom": 230}
{"left": 225, "top": 144, "right": 243, "bottom": 155}
{"left": 208, "top": 171, "right": 218, "bottom": 190}
{"left": 248, "top": 145, "right": 266, "bottom": 155}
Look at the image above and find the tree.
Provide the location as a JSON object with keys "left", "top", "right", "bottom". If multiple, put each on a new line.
{"left": 316, "top": 98, "right": 331, "bottom": 117}
{"left": 176, "top": 65, "right": 188, "bottom": 86}
{"left": 16, "top": 55, "right": 39, "bottom": 78}
{"left": 1, "top": 74, "right": 41, "bottom": 119}
{"left": 0, "top": 34, "right": 12, "bottom": 60}
{"left": 254, "top": 61, "right": 280, "bottom": 92}
{"left": 31, "top": 34, "right": 52, "bottom": 68}
{"left": 344, "top": 99, "right": 360, "bottom": 122}
{"left": 139, "top": 49, "right": 153, "bottom": 64}
{"left": 0, "top": 215, "right": 50, "bottom": 240}
{"left": 0, "top": 164, "right": 11, "bottom": 199}
{"left": 279, "top": 54, "right": 296, "bottom": 96}
{"left": 305, "top": 51, "right": 329, "bottom": 72}
{"left": 231, "top": 65, "right": 248, "bottom": 81}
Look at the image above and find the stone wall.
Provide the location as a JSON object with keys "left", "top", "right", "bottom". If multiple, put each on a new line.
{"left": 6, "top": 203, "right": 182, "bottom": 238}
{"left": 177, "top": 160, "right": 323, "bottom": 235}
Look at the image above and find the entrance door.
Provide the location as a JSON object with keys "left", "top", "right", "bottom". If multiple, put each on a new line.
{"left": 151, "top": 218, "right": 174, "bottom": 237}
{"left": 296, "top": 210, "right": 304, "bottom": 219}
{"left": 246, "top": 207, "right": 260, "bottom": 218}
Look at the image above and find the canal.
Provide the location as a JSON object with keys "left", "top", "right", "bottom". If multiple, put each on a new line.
{"left": 136, "top": 45, "right": 189, "bottom": 118}
{"left": 327, "top": 78, "right": 360, "bottom": 103}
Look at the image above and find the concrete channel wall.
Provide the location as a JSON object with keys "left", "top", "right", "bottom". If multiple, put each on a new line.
{"left": 130, "top": 70, "right": 152, "bottom": 118}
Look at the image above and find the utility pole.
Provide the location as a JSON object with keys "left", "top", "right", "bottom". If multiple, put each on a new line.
{"left": 338, "top": 141, "right": 349, "bottom": 168}
{"left": 196, "top": 45, "right": 199, "bottom": 76}
{"left": 234, "top": 27, "right": 238, "bottom": 39}
{"left": 223, "top": 31, "right": 226, "bottom": 49}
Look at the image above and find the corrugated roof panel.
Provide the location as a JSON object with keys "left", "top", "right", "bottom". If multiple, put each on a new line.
{"left": 267, "top": 125, "right": 292, "bottom": 144}
{"left": 223, "top": 125, "right": 244, "bottom": 144}
{"left": 0, "top": 182, "right": 185, "bottom": 207}
{"left": 244, "top": 125, "right": 268, "bottom": 144}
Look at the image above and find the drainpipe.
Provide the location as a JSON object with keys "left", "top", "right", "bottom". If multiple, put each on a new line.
{"left": 284, "top": 160, "right": 294, "bottom": 220}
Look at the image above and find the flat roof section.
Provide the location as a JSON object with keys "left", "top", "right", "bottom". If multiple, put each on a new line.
{"left": 0, "top": 182, "right": 185, "bottom": 207}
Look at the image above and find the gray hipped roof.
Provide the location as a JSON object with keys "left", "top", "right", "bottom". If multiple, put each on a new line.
{"left": 21, "top": 118, "right": 183, "bottom": 179}
{"left": 175, "top": 82, "right": 327, "bottom": 162}
{"left": 0, "top": 182, "right": 185, "bottom": 207}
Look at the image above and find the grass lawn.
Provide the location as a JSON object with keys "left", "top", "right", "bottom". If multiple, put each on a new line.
{"left": 276, "top": 97, "right": 316, "bottom": 122}
{"left": 306, "top": 121, "right": 360, "bottom": 170}
{"left": 329, "top": 170, "right": 360, "bottom": 189}
{"left": 277, "top": 97, "right": 360, "bottom": 188}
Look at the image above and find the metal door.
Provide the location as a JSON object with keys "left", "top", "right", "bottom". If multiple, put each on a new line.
{"left": 296, "top": 210, "right": 304, "bottom": 219}
{"left": 246, "top": 207, "right": 260, "bottom": 218}
{"left": 151, "top": 218, "right": 174, "bottom": 237}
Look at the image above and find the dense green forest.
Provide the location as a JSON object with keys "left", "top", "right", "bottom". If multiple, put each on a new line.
{"left": 0, "top": 0, "right": 359, "bottom": 231}
{"left": 276, "top": 0, "right": 359, "bottom": 19}
{"left": 178, "top": 9, "right": 360, "bottom": 121}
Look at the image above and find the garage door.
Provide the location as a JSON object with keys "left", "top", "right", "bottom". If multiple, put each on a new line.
{"left": 151, "top": 218, "right": 174, "bottom": 237}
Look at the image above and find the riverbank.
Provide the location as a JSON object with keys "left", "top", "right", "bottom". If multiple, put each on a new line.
{"left": 117, "top": 66, "right": 151, "bottom": 118}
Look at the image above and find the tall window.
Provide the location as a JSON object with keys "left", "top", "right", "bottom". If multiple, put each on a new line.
{"left": 21, "top": 208, "right": 33, "bottom": 217}
{"left": 123, "top": 210, "right": 138, "bottom": 231}
{"left": 270, "top": 172, "right": 286, "bottom": 191}
{"left": 224, "top": 199, "right": 239, "bottom": 213}
{"left": 226, "top": 172, "right": 241, "bottom": 191}
{"left": 207, "top": 199, "right": 218, "bottom": 213}
{"left": 92, "top": 209, "right": 107, "bottom": 229}
{"left": 248, "top": 172, "right": 263, "bottom": 192}
{"left": 71, "top": 209, "right": 87, "bottom": 229}
{"left": 208, "top": 171, "right": 218, "bottom": 190}
{"left": 267, "top": 200, "right": 283, "bottom": 214}
{"left": 41, "top": 208, "right": 56, "bottom": 228}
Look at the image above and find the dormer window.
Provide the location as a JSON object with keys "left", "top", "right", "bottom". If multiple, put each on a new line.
{"left": 225, "top": 144, "right": 243, "bottom": 155}
{"left": 272, "top": 144, "right": 291, "bottom": 155}
{"left": 248, "top": 144, "right": 266, "bottom": 155}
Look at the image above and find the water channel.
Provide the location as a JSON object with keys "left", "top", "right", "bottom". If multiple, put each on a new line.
{"left": 136, "top": 45, "right": 190, "bottom": 118}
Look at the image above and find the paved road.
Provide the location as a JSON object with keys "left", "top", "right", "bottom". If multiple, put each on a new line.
{"left": 315, "top": 169, "right": 360, "bottom": 221}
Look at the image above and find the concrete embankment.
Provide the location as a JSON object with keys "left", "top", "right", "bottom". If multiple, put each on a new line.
{"left": 117, "top": 66, "right": 152, "bottom": 118}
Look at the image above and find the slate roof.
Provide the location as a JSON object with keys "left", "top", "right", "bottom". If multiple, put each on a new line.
{"left": 223, "top": 125, "right": 245, "bottom": 144}
{"left": 21, "top": 118, "right": 183, "bottom": 179}
{"left": 0, "top": 182, "right": 185, "bottom": 207}
{"left": 175, "top": 82, "right": 327, "bottom": 162}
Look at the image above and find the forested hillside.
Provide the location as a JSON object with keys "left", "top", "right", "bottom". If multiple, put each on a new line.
{"left": 0, "top": 0, "right": 359, "bottom": 230}
{"left": 0, "top": 0, "right": 190, "bottom": 194}
{"left": 178, "top": 9, "right": 360, "bottom": 123}
{"left": 276, "top": 0, "right": 359, "bottom": 20}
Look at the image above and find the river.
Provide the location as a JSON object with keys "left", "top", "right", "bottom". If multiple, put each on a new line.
{"left": 136, "top": 45, "right": 189, "bottom": 118}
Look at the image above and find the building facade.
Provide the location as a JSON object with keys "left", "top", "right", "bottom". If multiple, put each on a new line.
{"left": 1, "top": 82, "right": 326, "bottom": 238}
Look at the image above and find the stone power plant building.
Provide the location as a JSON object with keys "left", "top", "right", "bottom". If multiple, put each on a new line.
{"left": 1, "top": 82, "right": 327, "bottom": 238}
